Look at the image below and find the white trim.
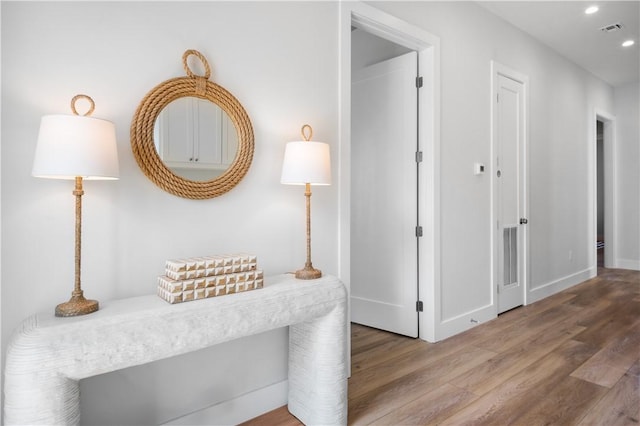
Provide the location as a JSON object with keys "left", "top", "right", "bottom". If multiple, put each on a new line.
{"left": 350, "top": 5, "right": 440, "bottom": 50}
{"left": 527, "top": 267, "right": 596, "bottom": 304}
{"left": 340, "top": 1, "right": 441, "bottom": 342}
{"left": 0, "top": 1, "right": 3, "bottom": 407}
{"left": 436, "top": 304, "right": 495, "bottom": 341}
{"left": 419, "top": 38, "right": 442, "bottom": 343}
{"left": 490, "top": 61, "right": 530, "bottom": 314}
{"left": 616, "top": 259, "right": 640, "bottom": 271}
{"left": 338, "top": 0, "right": 352, "bottom": 377}
{"left": 593, "top": 109, "right": 617, "bottom": 270}
{"left": 164, "top": 380, "right": 288, "bottom": 426}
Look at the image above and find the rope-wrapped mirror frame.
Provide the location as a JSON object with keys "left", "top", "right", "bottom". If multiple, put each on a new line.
{"left": 131, "top": 49, "right": 254, "bottom": 199}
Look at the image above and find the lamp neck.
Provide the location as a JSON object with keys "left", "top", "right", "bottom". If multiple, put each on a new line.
{"left": 304, "top": 183, "right": 313, "bottom": 268}
{"left": 74, "top": 176, "right": 84, "bottom": 295}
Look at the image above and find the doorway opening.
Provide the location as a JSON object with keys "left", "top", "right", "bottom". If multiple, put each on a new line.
{"left": 596, "top": 120, "right": 605, "bottom": 268}
{"left": 594, "top": 111, "right": 616, "bottom": 271}
{"left": 350, "top": 29, "right": 420, "bottom": 338}
{"left": 340, "top": 2, "right": 440, "bottom": 342}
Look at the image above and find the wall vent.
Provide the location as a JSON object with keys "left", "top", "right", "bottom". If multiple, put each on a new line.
{"left": 600, "top": 23, "right": 623, "bottom": 33}
{"left": 503, "top": 227, "right": 518, "bottom": 286}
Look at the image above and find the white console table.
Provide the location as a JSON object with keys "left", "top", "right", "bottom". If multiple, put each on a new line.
{"left": 4, "top": 274, "right": 347, "bottom": 425}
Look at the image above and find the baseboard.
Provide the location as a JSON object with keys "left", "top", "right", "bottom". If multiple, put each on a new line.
{"left": 616, "top": 258, "right": 640, "bottom": 271}
{"left": 527, "top": 267, "right": 596, "bottom": 305}
{"left": 164, "top": 380, "right": 288, "bottom": 426}
{"left": 436, "top": 303, "right": 496, "bottom": 342}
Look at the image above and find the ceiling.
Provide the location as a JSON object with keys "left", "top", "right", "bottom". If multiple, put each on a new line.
{"left": 478, "top": 1, "right": 639, "bottom": 87}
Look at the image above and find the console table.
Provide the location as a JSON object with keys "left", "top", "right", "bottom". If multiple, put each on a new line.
{"left": 4, "top": 274, "right": 347, "bottom": 425}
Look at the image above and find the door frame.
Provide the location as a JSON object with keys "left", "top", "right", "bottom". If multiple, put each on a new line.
{"left": 339, "top": 1, "right": 441, "bottom": 342}
{"left": 593, "top": 110, "right": 617, "bottom": 270}
{"left": 490, "top": 61, "right": 529, "bottom": 312}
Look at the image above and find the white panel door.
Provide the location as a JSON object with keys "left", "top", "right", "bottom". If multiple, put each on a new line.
{"left": 351, "top": 51, "right": 419, "bottom": 337}
{"left": 496, "top": 73, "right": 526, "bottom": 313}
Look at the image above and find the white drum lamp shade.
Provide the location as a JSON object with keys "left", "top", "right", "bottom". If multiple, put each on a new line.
{"left": 32, "top": 114, "right": 119, "bottom": 180}
{"left": 281, "top": 141, "right": 331, "bottom": 186}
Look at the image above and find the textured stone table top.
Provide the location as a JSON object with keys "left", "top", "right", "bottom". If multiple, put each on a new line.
{"left": 4, "top": 273, "right": 348, "bottom": 425}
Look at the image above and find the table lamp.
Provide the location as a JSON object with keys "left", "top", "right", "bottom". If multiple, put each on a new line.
{"left": 281, "top": 124, "right": 331, "bottom": 279}
{"left": 32, "top": 94, "right": 119, "bottom": 316}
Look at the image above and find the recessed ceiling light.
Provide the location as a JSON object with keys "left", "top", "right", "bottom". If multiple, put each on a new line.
{"left": 585, "top": 6, "right": 599, "bottom": 14}
{"left": 622, "top": 40, "right": 635, "bottom": 47}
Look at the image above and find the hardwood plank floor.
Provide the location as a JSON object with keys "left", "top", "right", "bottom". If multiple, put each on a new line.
{"left": 242, "top": 267, "right": 639, "bottom": 425}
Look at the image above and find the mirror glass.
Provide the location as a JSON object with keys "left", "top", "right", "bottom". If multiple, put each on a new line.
{"left": 153, "top": 97, "right": 239, "bottom": 182}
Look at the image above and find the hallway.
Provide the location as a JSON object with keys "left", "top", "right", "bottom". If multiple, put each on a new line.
{"left": 245, "top": 267, "right": 640, "bottom": 425}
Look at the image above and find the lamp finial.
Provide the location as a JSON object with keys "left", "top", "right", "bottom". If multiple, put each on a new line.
{"left": 70, "top": 94, "right": 95, "bottom": 117}
{"left": 301, "top": 124, "right": 313, "bottom": 141}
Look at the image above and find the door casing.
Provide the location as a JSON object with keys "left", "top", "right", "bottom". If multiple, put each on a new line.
{"left": 340, "top": 1, "right": 441, "bottom": 342}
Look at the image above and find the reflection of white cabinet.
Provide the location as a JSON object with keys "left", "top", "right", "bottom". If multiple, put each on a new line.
{"left": 154, "top": 97, "right": 238, "bottom": 170}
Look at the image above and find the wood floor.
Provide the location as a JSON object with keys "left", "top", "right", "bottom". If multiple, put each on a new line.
{"left": 243, "top": 267, "right": 639, "bottom": 425}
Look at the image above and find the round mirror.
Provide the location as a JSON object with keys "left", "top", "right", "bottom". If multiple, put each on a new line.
{"left": 131, "top": 50, "right": 254, "bottom": 199}
{"left": 153, "top": 97, "right": 238, "bottom": 182}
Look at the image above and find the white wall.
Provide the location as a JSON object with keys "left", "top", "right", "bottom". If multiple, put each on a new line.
{"left": 1, "top": 2, "right": 338, "bottom": 424}
{"left": 367, "top": 1, "right": 615, "bottom": 337}
{"left": 614, "top": 82, "right": 640, "bottom": 269}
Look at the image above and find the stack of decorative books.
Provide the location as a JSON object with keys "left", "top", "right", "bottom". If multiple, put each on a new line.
{"left": 157, "top": 253, "right": 264, "bottom": 304}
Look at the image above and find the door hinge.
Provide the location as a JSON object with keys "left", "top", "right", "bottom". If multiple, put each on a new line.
{"left": 497, "top": 93, "right": 499, "bottom": 102}
{"left": 416, "top": 300, "right": 424, "bottom": 312}
{"left": 416, "top": 76, "right": 423, "bottom": 88}
{"left": 415, "top": 151, "right": 423, "bottom": 163}
{"left": 416, "top": 226, "right": 423, "bottom": 237}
